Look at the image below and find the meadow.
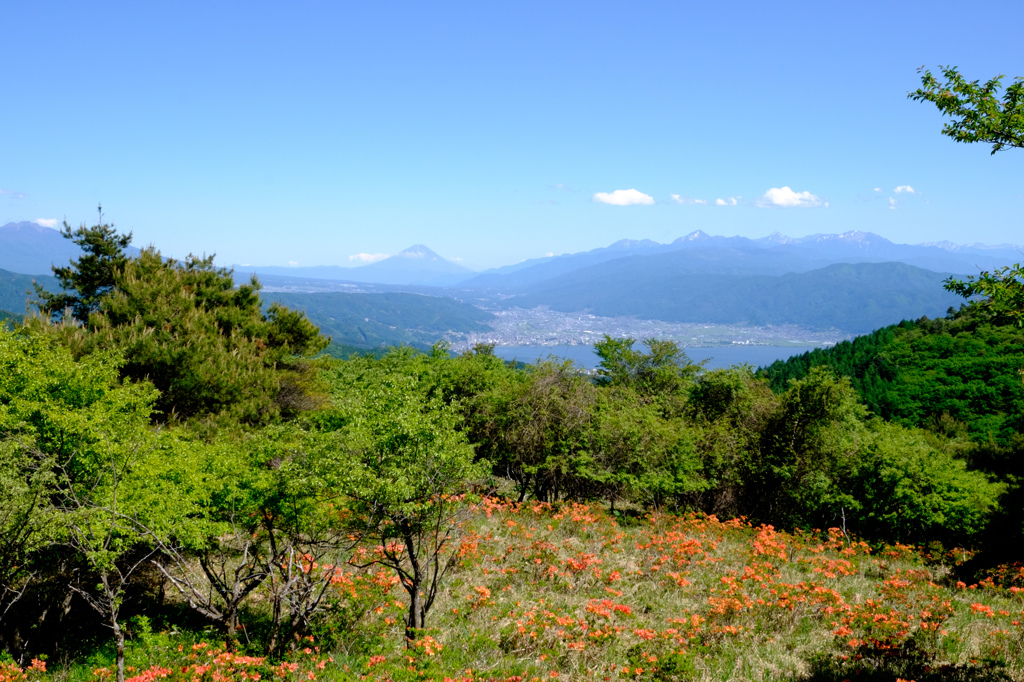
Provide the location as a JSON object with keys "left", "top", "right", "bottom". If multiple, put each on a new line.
{"left": 38, "top": 499, "right": 1024, "bottom": 682}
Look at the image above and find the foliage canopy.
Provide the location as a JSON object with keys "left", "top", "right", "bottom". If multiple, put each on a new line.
{"left": 31, "top": 223, "right": 328, "bottom": 424}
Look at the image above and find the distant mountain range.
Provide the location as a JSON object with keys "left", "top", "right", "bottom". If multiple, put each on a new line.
{"left": 6, "top": 221, "right": 1021, "bottom": 291}
{"left": 0, "top": 221, "right": 85, "bottom": 276}
{"left": 459, "top": 230, "right": 1023, "bottom": 291}
{"left": 233, "top": 230, "right": 1023, "bottom": 291}
{"left": 4, "top": 222, "right": 1021, "bottom": 341}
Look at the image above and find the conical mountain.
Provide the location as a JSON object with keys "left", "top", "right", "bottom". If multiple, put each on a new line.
{"left": 339, "top": 245, "right": 474, "bottom": 286}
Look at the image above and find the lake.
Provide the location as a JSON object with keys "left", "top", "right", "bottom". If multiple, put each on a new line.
{"left": 491, "top": 344, "right": 824, "bottom": 370}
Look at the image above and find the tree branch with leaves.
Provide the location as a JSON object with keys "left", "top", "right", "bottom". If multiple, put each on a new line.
{"left": 909, "top": 65, "right": 1024, "bottom": 154}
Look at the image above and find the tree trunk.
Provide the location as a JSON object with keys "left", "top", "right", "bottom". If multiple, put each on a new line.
{"left": 112, "top": 615, "right": 125, "bottom": 682}
{"left": 266, "top": 596, "right": 282, "bottom": 657}
{"left": 402, "top": 526, "right": 424, "bottom": 645}
{"left": 224, "top": 604, "right": 239, "bottom": 651}
{"left": 517, "top": 473, "right": 532, "bottom": 503}
{"left": 405, "top": 577, "right": 423, "bottom": 644}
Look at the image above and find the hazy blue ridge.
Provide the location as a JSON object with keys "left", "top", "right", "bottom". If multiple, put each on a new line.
{"left": 0, "top": 222, "right": 81, "bottom": 276}
{"left": 504, "top": 262, "right": 964, "bottom": 334}
{"left": 474, "top": 254, "right": 557, "bottom": 277}
{"left": 0, "top": 267, "right": 60, "bottom": 316}
{"left": 459, "top": 239, "right": 677, "bottom": 289}
{"left": 263, "top": 291, "right": 495, "bottom": 349}
{"left": 0, "top": 221, "right": 141, "bottom": 277}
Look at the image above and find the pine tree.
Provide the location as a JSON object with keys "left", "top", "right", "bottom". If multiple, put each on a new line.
{"left": 34, "top": 205, "right": 132, "bottom": 324}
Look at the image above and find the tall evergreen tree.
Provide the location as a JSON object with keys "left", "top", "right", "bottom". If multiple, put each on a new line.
{"left": 34, "top": 205, "right": 132, "bottom": 324}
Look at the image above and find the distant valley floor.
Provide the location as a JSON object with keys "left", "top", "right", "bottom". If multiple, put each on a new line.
{"left": 445, "top": 306, "right": 847, "bottom": 352}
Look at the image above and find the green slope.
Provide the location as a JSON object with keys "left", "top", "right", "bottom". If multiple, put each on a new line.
{"left": 0, "top": 267, "right": 60, "bottom": 316}
{"left": 759, "top": 315, "right": 1024, "bottom": 445}
{"left": 0, "top": 309, "right": 23, "bottom": 327}
{"left": 264, "top": 291, "right": 494, "bottom": 349}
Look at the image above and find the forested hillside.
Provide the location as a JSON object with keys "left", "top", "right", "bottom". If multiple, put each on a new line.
{"left": 0, "top": 267, "right": 59, "bottom": 315}
{"left": 264, "top": 291, "right": 494, "bottom": 349}
{"left": 760, "top": 313, "right": 1024, "bottom": 444}
{"left": 758, "top": 308, "right": 1024, "bottom": 572}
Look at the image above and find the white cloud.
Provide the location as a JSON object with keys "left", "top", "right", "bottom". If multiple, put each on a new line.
{"left": 756, "top": 187, "right": 826, "bottom": 208}
{"left": 873, "top": 187, "right": 882, "bottom": 192}
{"left": 715, "top": 197, "right": 739, "bottom": 206}
{"left": 288, "top": 260, "right": 299, "bottom": 266}
{"left": 671, "top": 194, "right": 708, "bottom": 205}
{"left": 349, "top": 252, "right": 389, "bottom": 264}
{"left": 34, "top": 218, "right": 58, "bottom": 228}
{"left": 545, "top": 252, "right": 555, "bottom": 257}
{"left": 0, "top": 189, "right": 27, "bottom": 199}
{"left": 888, "top": 197, "right": 897, "bottom": 210}
{"left": 593, "top": 188, "right": 654, "bottom": 206}
{"left": 894, "top": 185, "right": 915, "bottom": 194}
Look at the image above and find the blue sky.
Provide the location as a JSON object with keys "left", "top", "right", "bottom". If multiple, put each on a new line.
{"left": 3, "top": 1, "right": 1022, "bottom": 271}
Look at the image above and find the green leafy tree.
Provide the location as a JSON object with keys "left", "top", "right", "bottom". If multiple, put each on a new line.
{"left": 34, "top": 206, "right": 132, "bottom": 324}
{"left": 686, "top": 367, "right": 779, "bottom": 516}
{"left": 143, "top": 427, "right": 351, "bottom": 654}
{"left": 909, "top": 66, "right": 1024, "bottom": 327}
{"left": 36, "top": 247, "right": 327, "bottom": 423}
{"left": 847, "top": 422, "right": 1002, "bottom": 546}
{"left": 255, "top": 427, "right": 356, "bottom": 655}
{"left": 0, "top": 441, "right": 55, "bottom": 631}
{"left": 0, "top": 332, "right": 68, "bottom": 647}
{"left": 56, "top": 437, "right": 156, "bottom": 682}
{"left": 589, "top": 388, "right": 704, "bottom": 511}
{"left": 910, "top": 66, "right": 1023, "bottom": 154}
{"left": 594, "top": 336, "right": 700, "bottom": 414}
{"left": 749, "top": 367, "right": 866, "bottom": 529}
{"left": 143, "top": 434, "right": 274, "bottom": 647}
{"left": 0, "top": 326, "right": 161, "bottom": 677}
{"left": 315, "top": 359, "right": 483, "bottom": 643}
{"left": 473, "top": 360, "right": 596, "bottom": 502}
